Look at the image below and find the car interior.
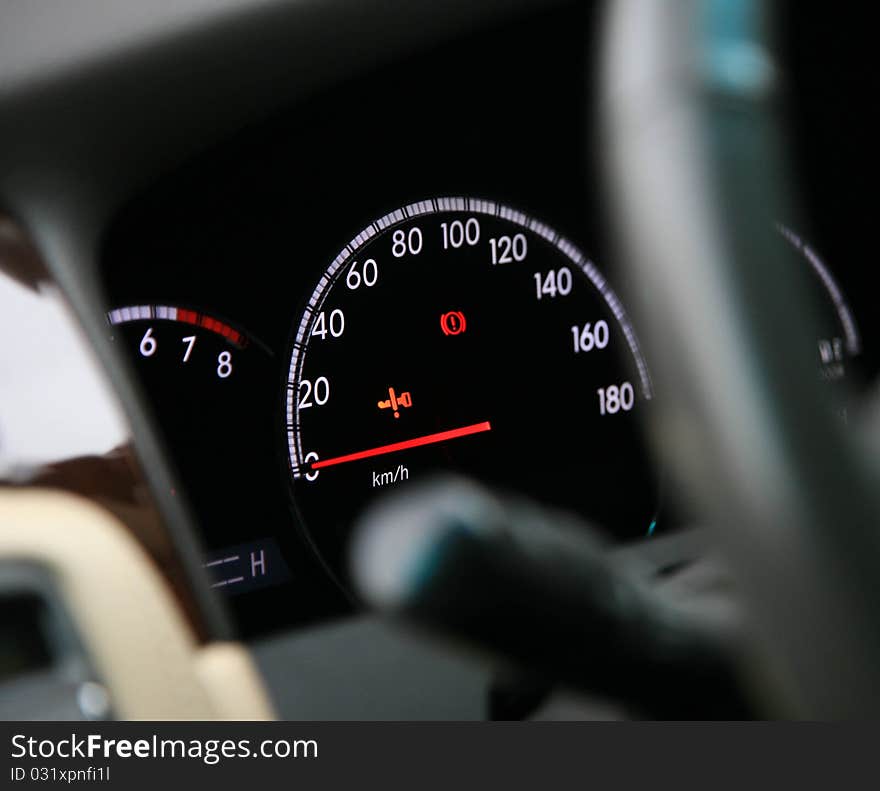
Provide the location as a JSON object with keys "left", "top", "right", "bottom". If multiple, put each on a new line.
{"left": 1, "top": 0, "right": 877, "bottom": 720}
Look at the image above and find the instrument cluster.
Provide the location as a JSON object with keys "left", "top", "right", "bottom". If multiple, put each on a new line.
{"left": 98, "top": 4, "right": 875, "bottom": 637}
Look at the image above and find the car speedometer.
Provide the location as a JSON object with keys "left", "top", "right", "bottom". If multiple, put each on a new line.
{"left": 285, "top": 197, "right": 659, "bottom": 584}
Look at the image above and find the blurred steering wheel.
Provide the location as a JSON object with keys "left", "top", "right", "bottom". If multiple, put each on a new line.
{"left": 352, "top": 0, "right": 880, "bottom": 719}
{"left": 602, "top": 0, "right": 880, "bottom": 716}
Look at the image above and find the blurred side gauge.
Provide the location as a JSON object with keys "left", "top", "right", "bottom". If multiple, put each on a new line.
{"left": 778, "top": 226, "right": 862, "bottom": 397}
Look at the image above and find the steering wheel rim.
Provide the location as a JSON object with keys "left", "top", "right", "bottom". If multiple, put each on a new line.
{"left": 602, "top": 0, "right": 880, "bottom": 717}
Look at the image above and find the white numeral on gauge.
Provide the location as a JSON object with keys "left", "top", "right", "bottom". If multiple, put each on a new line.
{"left": 181, "top": 335, "right": 196, "bottom": 362}
{"left": 534, "top": 267, "right": 572, "bottom": 300}
{"left": 490, "top": 234, "right": 527, "bottom": 264}
{"left": 298, "top": 376, "right": 330, "bottom": 409}
{"left": 441, "top": 219, "right": 480, "bottom": 249}
{"left": 346, "top": 259, "right": 378, "bottom": 290}
{"left": 392, "top": 227, "right": 423, "bottom": 258}
{"left": 304, "top": 451, "right": 320, "bottom": 481}
{"left": 598, "top": 382, "right": 634, "bottom": 415}
{"left": 571, "top": 321, "right": 609, "bottom": 353}
{"left": 311, "top": 309, "right": 345, "bottom": 340}
{"left": 139, "top": 327, "right": 157, "bottom": 357}
{"left": 217, "top": 350, "right": 233, "bottom": 379}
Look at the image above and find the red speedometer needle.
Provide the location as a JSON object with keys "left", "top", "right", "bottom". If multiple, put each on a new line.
{"left": 310, "top": 421, "right": 492, "bottom": 470}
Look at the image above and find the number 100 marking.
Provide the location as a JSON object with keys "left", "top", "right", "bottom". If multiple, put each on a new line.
{"left": 441, "top": 218, "right": 480, "bottom": 249}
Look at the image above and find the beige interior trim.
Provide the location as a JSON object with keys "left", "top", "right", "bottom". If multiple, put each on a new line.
{"left": 193, "top": 643, "right": 276, "bottom": 721}
{"left": 0, "top": 488, "right": 275, "bottom": 720}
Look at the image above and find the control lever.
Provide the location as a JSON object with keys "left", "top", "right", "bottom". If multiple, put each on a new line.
{"left": 351, "top": 478, "right": 753, "bottom": 718}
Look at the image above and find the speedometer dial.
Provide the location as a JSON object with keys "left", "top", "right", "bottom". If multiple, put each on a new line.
{"left": 286, "top": 197, "right": 658, "bottom": 583}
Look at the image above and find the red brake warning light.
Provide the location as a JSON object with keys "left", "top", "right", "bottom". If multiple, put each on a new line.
{"left": 440, "top": 311, "right": 467, "bottom": 335}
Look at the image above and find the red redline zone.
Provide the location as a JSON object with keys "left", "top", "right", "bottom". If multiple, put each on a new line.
{"left": 309, "top": 421, "right": 492, "bottom": 470}
{"left": 179, "top": 309, "right": 245, "bottom": 347}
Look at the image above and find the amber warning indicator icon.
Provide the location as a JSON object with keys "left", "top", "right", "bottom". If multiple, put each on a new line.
{"left": 378, "top": 387, "right": 413, "bottom": 418}
{"left": 440, "top": 311, "right": 467, "bottom": 336}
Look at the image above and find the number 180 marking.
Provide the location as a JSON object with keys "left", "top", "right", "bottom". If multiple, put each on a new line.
{"left": 598, "top": 382, "right": 634, "bottom": 415}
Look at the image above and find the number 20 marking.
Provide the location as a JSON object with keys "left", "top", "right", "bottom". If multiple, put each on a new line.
{"left": 298, "top": 376, "right": 330, "bottom": 409}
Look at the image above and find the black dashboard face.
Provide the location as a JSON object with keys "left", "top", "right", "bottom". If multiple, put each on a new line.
{"left": 98, "top": 2, "right": 879, "bottom": 639}
{"left": 101, "top": 5, "right": 618, "bottom": 636}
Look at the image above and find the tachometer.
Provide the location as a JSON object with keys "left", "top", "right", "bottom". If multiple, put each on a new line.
{"left": 107, "top": 303, "right": 286, "bottom": 598}
{"left": 286, "top": 198, "right": 659, "bottom": 583}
